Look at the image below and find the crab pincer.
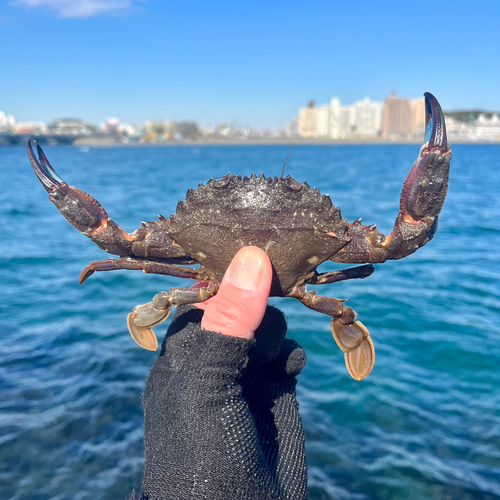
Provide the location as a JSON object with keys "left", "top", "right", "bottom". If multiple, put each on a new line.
{"left": 331, "top": 92, "right": 451, "bottom": 265}
{"left": 382, "top": 92, "right": 451, "bottom": 259}
{"left": 27, "top": 139, "right": 135, "bottom": 256}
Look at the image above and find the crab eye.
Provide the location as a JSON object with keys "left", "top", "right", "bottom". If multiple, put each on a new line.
{"left": 284, "top": 177, "right": 302, "bottom": 191}
{"left": 211, "top": 175, "right": 231, "bottom": 189}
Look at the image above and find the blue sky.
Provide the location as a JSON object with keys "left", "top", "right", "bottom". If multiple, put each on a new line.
{"left": 1, "top": 0, "right": 499, "bottom": 128}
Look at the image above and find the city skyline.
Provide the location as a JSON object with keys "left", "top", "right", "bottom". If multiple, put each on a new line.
{"left": 2, "top": 89, "right": 494, "bottom": 132}
{"left": 1, "top": 0, "right": 499, "bottom": 128}
{"left": 3, "top": 86, "right": 499, "bottom": 143}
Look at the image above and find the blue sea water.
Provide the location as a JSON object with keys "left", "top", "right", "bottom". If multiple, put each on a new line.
{"left": 0, "top": 143, "right": 499, "bottom": 500}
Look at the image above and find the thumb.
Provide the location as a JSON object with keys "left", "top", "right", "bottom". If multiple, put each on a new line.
{"left": 198, "top": 246, "right": 273, "bottom": 339}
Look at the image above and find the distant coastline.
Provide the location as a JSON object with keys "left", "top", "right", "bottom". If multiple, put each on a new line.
{"left": 1, "top": 134, "right": 498, "bottom": 147}
{"left": 73, "top": 136, "right": 499, "bottom": 146}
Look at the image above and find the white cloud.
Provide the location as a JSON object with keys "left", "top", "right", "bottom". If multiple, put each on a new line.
{"left": 13, "top": 0, "right": 141, "bottom": 18}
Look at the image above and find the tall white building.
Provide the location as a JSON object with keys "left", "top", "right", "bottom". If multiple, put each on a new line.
{"left": 298, "top": 97, "right": 352, "bottom": 138}
{"left": 0, "top": 111, "right": 16, "bottom": 132}
{"left": 297, "top": 96, "right": 383, "bottom": 139}
{"left": 340, "top": 106, "right": 354, "bottom": 138}
{"left": 352, "top": 97, "right": 383, "bottom": 137}
{"left": 329, "top": 97, "right": 341, "bottom": 139}
{"left": 315, "top": 104, "right": 331, "bottom": 137}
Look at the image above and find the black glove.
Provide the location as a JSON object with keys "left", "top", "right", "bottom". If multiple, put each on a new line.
{"left": 138, "top": 304, "right": 307, "bottom": 500}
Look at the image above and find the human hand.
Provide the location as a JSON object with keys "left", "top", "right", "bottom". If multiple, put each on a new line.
{"left": 140, "top": 246, "right": 308, "bottom": 500}
{"left": 195, "top": 246, "right": 273, "bottom": 339}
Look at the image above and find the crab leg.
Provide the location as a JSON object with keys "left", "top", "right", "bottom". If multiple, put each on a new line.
{"left": 78, "top": 257, "right": 206, "bottom": 284}
{"left": 333, "top": 92, "right": 452, "bottom": 264}
{"left": 308, "top": 264, "right": 374, "bottom": 285}
{"left": 292, "top": 285, "right": 374, "bottom": 380}
{"left": 27, "top": 139, "right": 189, "bottom": 261}
{"left": 128, "top": 283, "right": 218, "bottom": 350}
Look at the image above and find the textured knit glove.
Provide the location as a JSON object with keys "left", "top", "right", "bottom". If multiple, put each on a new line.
{"left": 139, "top": 304, "right": 307, "bottom": 500}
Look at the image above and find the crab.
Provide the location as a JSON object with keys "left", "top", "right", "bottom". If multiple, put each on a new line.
{"left": 28, "top": 92, "right": 451, "bottom": 381}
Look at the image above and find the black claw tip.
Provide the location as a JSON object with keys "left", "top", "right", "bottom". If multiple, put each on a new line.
{"left": 27, "top": 138, "right": 65, "bottom": 192}
{"left": 423, "top": 92, "right": 448, "bottom": 151}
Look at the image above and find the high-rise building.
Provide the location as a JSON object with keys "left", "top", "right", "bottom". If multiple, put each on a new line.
{"left": 382, "top": 92, "right": 412, "bottom": 138}
{"left": 329, "top": 97, "right": 341, "bottom": 139}
{"left": 410, "top": 98, "right": 425, "bottom": 136}
{"left": 298, "top": 100, "right": 316, "bottom": 137}
{"left": 340, "top": 106, "right": 354, "bottom": 138}
{"left": 315, "top": 104, "right": 331, "bottom": 137}
{"left": 353, "top": 97, "right": 383, "bottom": 137}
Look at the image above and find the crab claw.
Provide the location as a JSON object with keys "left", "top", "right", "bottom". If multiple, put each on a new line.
{"left": 27, "top": 139, "right": 134, "bottom": 256}
{"left": 400, "top": 92, "right": 450, "bottom": 221}
{"left": 127, "top": 302, "right": 172, "bottom": 351}
{"left": 27, "top": 138, "right": 66, "bottom": 191}
{"left": 379, "top": 92, "right": 452, "bottom": 259}
{"left": 28, "top": 138, "right": 108, "bottom": 233}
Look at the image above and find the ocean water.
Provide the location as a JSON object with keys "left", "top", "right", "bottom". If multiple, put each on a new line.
{"left": 0, "top": 143, "right": 499, "bottom": 500}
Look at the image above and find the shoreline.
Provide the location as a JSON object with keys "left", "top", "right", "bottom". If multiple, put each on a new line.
{"left": 73, "top": 137, "right": 500, "bottom": 147}
{"left": 2, "top": 136, "right": 498, "bottom": 147}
